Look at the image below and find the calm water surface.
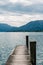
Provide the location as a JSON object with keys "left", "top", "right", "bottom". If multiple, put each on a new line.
{"left": 0, "top": 32, "right": 43, "bottom": 65}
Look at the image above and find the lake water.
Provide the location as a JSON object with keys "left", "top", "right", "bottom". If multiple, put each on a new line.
{"left": 0, "top": 32, "right": 43, "bottom": 65}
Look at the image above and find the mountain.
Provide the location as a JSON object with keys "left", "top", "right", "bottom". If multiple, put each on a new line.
{"left": 0, "top": 20, "right": 43, "bottom": 32}
{"left": 18, "top": 20, "right": 43, "bottom": 32}
{"left": 0, "top": 23, "right": 17, "bottom": 32}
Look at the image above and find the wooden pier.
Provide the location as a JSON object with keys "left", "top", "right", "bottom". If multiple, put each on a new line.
{"left": 6, "top": 45, "right": 32, "bottom": 65}
{"left": 5, "top": 36, "right": 36, "bottom": 65}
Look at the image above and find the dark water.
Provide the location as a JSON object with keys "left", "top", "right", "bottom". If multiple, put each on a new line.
{"left": 0, "top": 32, "right": 43, "bottom": 65}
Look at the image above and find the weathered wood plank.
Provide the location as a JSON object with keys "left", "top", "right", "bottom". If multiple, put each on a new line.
{"left": 5, "top": 45, "right": 32, "bottom": 65}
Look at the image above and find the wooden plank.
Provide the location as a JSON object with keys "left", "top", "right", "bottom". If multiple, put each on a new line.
{"left": 5, "top": 45, "right": 32, "bottom": 65}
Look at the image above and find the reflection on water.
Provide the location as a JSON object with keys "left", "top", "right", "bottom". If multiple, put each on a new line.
{"left": 0, "top": 32, "right": 43, "bottom": 65}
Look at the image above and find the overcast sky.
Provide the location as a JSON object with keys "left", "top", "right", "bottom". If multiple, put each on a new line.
{"left": 0, "top": 0, "right": 43, "bottom": 27}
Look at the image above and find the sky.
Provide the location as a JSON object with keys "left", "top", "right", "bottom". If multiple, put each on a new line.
{"left": 0, "top": 0, "right": 43, "bottom": 27}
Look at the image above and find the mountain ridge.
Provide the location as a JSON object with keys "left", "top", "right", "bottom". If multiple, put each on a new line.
{"left": 19, "top": 20, "right": 43, "bottom": 32}
{"left": 0, "top": 20, "right": 43, "bottom": 32}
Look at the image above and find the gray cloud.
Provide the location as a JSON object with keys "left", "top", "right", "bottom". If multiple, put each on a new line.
{"left": 0, "top": 3, "right": 43, "bottom": 14}
{"left": 0, "top": 0, "right": 9, "bottom": 3}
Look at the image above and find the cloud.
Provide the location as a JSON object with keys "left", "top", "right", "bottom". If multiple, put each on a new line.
{"left": 9, "top": 0, "right": 33, "bottom": 6}
{"left": 0, "top": 2, "right": 43, "bottom": 15}
{"left": 0, "top": 14, "right": 30, "bottom": 26}
{"left": 0, "top": 0, "right": 43, "bottom": 15}
{"left": 0, "top": 0, "right": 43, "bottom": 26}
{"left": 27, "top": 0, "right": 43, "bottom": 4}
{"left": 0, "top": 0, "right": 9, "bottom": 5}
{"left": 0, "top": 1, "right": 5, "bottom": 5}
{"left": 9, "top": 0, "right": 43, "bottom": 5}
{"left": 0, "top": 14, "right": 43, "bottom": 27}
